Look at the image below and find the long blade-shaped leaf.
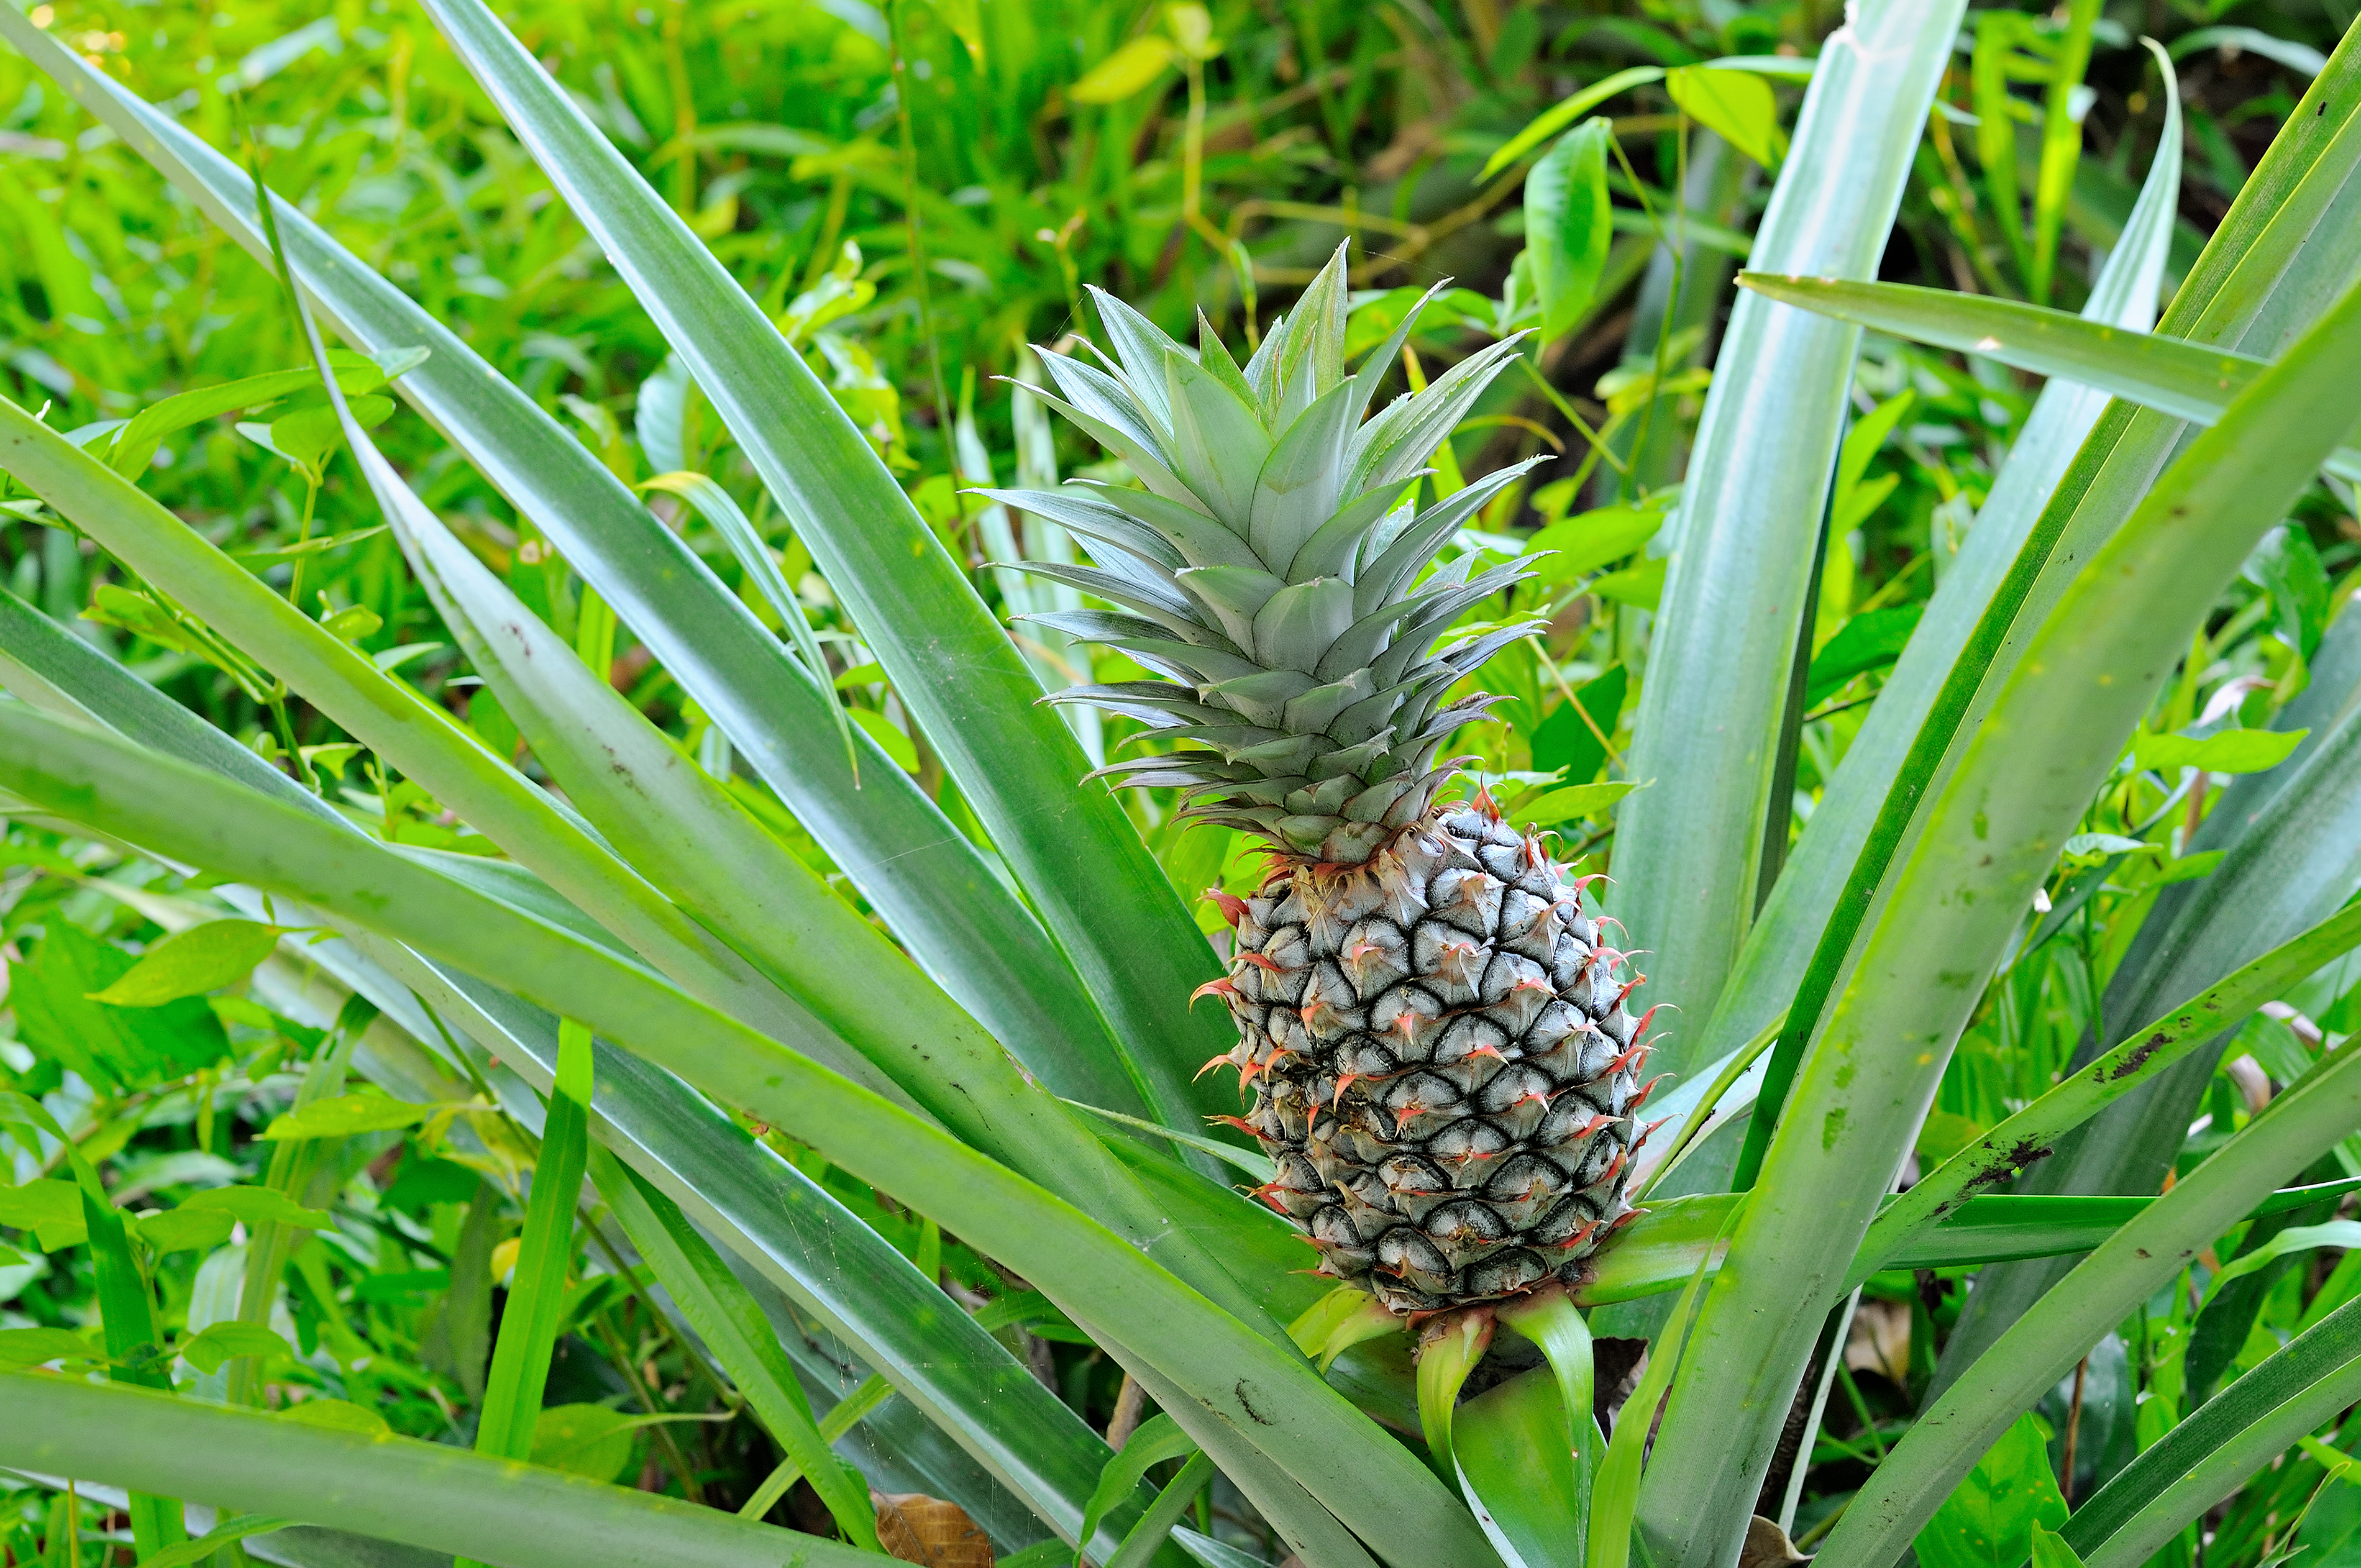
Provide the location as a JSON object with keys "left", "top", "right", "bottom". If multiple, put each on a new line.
{"left": 1639, "top": 259, "right": 2361, "bottom": 1565}
{"left": 0, "top": 1374, "right": 865, "bottom": 1568}
{"left": 1815, "top": 1029, "right": 2361, "bottom": 1568}
{"left": 0, "top": 708, "right": 1496, "bottom": 1568}
{"left": 1937, "top": 665, "right": 2361, "bottom": 1390}
{"left": 1735, "top": 273, "right": 2361, "bottom": 480}
{"left": 590, "top": 1146, "right": 880, "bottom": 1549}
{"left": 0, "top": 16, "right": 1148, "bottom": 1122}
{"left": 324, "top": 408, "right": 1248, "bottom": 1306}
{"left": 1852, "top": 898, "right": 2361, "bottom": 1288}
{"left": 1692, "top": 48, "right": 2185, "bottom": 1105}
{"left": 0, "top": 390, "right": 872, "bottom": 1095}
{"left": 0, "top": 591, "right": 1146, "bottom": 1561}
{"left": 1611, "top": 0, "right": 1965, "bottom": 1061}
{"left": 2062, "top": 1298, "right": 2361, "bottom": 1568}
{"left": 411, "top": 0, "right": 1237, "bottom": 1131}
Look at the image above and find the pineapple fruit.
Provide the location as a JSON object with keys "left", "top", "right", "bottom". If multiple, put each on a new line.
{"left": 986, "top": 249, "right": 1660, "bottom": 1315}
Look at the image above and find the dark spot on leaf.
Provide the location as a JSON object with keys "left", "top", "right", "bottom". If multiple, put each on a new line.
{"left": 1235, "top": 1379, "right": 1274, "bottom": 1425}
{"left": 2107, "top": 1036, "right": 2168, "bottom": 1079}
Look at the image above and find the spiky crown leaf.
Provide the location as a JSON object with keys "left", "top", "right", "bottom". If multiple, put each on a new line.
{"left": 989, "top": 247, "right": 1544, "bottom": 865}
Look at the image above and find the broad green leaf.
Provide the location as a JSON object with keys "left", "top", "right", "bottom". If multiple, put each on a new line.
{"left": 0, "top": 38, "right": 1153, "bottom": 1146}
{"left": 0, "top": 1373, "right": 870, "bottom": 1568}
{"left": 84, "top": 919, "right": 285, "bottom": 1006}
{"left": 2063, "top": 1298, "right": 2361, "bottom": 1568}
{"left": 1525, "top": 663, "right": 1627, "bottom": 790}
{"left": 179, "top": 1185, "right": 336, "bottom": 1229}
{"left": 1912, "top": 1414, "right": 2068, "bottom": 1568}
{"left": 1590, "top": 558, "right": 1665, "bottom": 609}
{"left": 0, "top": 1179, "right": 88, "bottom": 1250}
{"left": 0, "top": 708, "right": 1489, "bottom": 1568}
{"left": 527, "top": 1405, "right": 637, "bottom": 1484}
{"left": 1512, "top": 780, "right": 1639, "bottom": 831}
{"left": 1665, "top": 65, "right": 1779, "bottom": 166}
{"left": 409, "top": 0, "right": 1240, "bottom": 1137}
{"left": 1613, "top": 0, "right": 1966, "bottom": 1105}
{"left": 1523, "top": 504, "right": 1666, "bottom": 585}
{"left": 2134, "top": 727, "right": 2309, "bottom": 775}
{"left": 2030, "top": 1524, "right": 2088, "bottom": 1568}
{"left": 1525, "top": 119, "right": 1614, "bottom": 342}
{"left": 850, "top": 706, "right": 920, "bottom": 771}
{"left": 1734, "top": 275, "right": 2361, "bottom": 483}
{"left": 179, "top": 1321, "right": 292, "bottom": 1375}
{"left": 132, "top": 1208, "right": 235, "bottom": 1254}
{"left": 1594, "top": 1205, "right": 1729, "bottom": 1568}
{"left": 1815, "top": 991, "right": 2361, "bottom": 1568}
{"left": 1481, "top": 67, "right": 1666, "bottom": 181}
{"left": 1804, "top": 606, "right": 1922, "bottom": 708}
{"left": 1069, "top": 36, "right": 1177, "bottom": 104}
{"left": 240, "top": 395, "right": 393, "bottom": 484}
{"left": 259, "top": 1090, "right": 429, "bottom": 1141}
{"left": 0, "top": 1326, "right": 102, "bottom": 1367}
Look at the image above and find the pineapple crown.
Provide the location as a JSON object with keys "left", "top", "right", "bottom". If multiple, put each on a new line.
{"left": 982, "top": 246, "right": 1546, "bottom": 866}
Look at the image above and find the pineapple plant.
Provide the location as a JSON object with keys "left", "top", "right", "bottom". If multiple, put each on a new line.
{"left": 2, "top": 4, "right": 2361, "bottom": 1568}
{"left": 993, "top": 252, "right": 1657, "bottom": 1313}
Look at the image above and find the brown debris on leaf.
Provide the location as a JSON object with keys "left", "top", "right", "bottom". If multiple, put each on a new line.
{"left": 873, "top": 1491, "right": 993, "bottom": 1567}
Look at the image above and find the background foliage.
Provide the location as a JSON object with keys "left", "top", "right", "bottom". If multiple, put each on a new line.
{"left": 1, "top": 0, "right": 2358, "bottom": 1561}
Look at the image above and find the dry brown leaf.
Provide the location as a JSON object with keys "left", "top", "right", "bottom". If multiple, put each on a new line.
{"left": 1738, "top": 1513, "right": 1811, "bottom": 1568}
{"left": 873, "top": 1490, "right": 993, "bottom": 1568}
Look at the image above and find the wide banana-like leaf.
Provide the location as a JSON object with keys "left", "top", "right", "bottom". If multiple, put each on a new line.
{"left": 0, "top": 709, "right": 1496, "bottom": 1568}
{"left": 1696, "top": 49, "right": 2183, "bottom": 1142}
{"left": 411, "top": 0, "right": 1237, "bottom": 1133}
{"left": 0, "top": 393, "right": 879, "bottom": 1096}
{"left": 1937, "top": 648, "right": 2361, "bottom": 1388}
{"left": 1612, "top": 0, "right": 1965, "bottom": 1062}
{"left": 2060, "top": 1298, "right": 2361, "bottom": 1568}
{"left": 1638, "top": 257, "right": 2361, "bottom": 1563}
{"left": 0, "top": 9, "right": 1149, "bottom": 1123}
{"left": 1815, "top": 1029, "right": 2361, "bottom": 1568}
{"left": 0, "top": 591, "right": 1156, "bottom": 1560}
{"left": 0, "top": 1375, "right": 859, "bottom": 1568}
{"left": 1736, "top": 273, "right": 2361, "bottom": 480}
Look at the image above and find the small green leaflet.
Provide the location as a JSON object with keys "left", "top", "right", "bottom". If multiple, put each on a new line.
{"left": 0, "top": 1178, "right": 86, "bottom": 1249}
{"left": 849, "top": 706, "right": 920, "bottom": 772}
{"left": 0, "top": 1325, "right": 104, "bottom": 1367}
{"left": 1591, "top": 558, "right": 1666, "bottom": 610}
{"left": 178, "top": 1320, "right": 291, "bottom": 1374}
{"left": 1665, "top": 65, "right": 1781, "bottom": 166}
{"left": 137, "top": 1183, "right": 337, "bottom": 1254}
{"left": 84, "top": 919, "right": 286, "bottom": 1007}
{"left": 530, "top": 1403, "right": 641, "bottom": 1484}
{"left": 260, "top": 1090, "right": 431, "bottom": 1141}
{"left": 1481, "top": 66, "right": 1666, "bottom": 181}
{"left": 281, "top": 1398, "right": 393, "bottom": 1434}
{"left": 1525, "top": 119, "right": 1614, "bottom": 342}
{"left": 1912, "top": 1412, "right": 2068, "bottom": 1568}
{"left": 139, "top": 1515, "right": 294, "bottom": 1568}
{"left": 1524, "top": 504, "right": 1668, "bottom": 585}
{"left": 1514, "top": 780, "right": 1642, "bottom": 831}
{"left": 2134, "top": 727, "right": 2308, "bottom": 775}
{"left": 2029, "top": 1523, "right": 2088, "bottom": 1568}
{"left": 1805, "top": 606, "right": 1924, "bottom": 708}
{"left": 2208, "top": 1221, "right": 2361, "bottom": 1295}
